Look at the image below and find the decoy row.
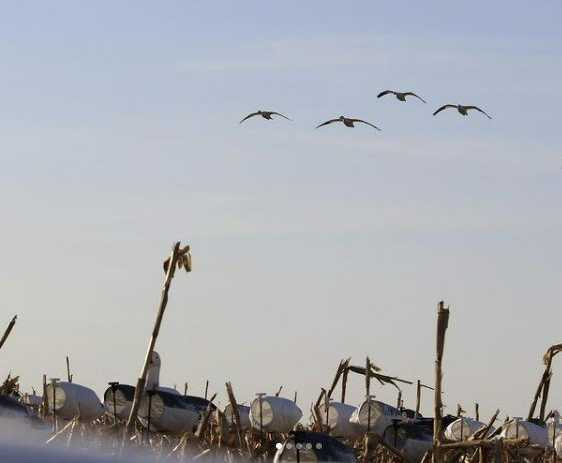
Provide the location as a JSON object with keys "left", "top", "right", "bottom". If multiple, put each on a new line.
{"left": 2, "top": 352, "right": 304, "bottom": 436}
{"left": 5, "top": 374, "right": 562, "bottom": 463}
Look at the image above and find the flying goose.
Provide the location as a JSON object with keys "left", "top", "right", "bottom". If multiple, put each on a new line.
{"left": 240, "top": 110, "right": 291, "bottom": 124}
{"left": 433, "top": 104, "right": 492, "bottom": 119}
{"left": 377, "top": 90, "right": 426, "bottom": 103}
{"left": 316, "top": 116, "right": 381, "bottom": 131}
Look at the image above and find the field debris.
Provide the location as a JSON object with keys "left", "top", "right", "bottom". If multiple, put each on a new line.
{"left": 2, "top": 247, "right": 562, "bottom": 463}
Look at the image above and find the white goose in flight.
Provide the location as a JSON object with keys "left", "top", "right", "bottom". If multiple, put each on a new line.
{"left": 433, "top": 104, "right": 492, "bottom": 119}
{"left": 240, "top": 110, "right": 291, "bottom": 124}
{"left": 377, "top": 90, "right": 426, "bottom": 103}
{"left": 316, "top": 116, "right": 381, "bottom": 131}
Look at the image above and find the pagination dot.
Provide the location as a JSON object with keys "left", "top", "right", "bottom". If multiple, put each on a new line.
{"left": 316, "top": 443, "right": 323, "bottom": 449}
{"left": 276, "top": 443, "right": 282, "bottom": 450}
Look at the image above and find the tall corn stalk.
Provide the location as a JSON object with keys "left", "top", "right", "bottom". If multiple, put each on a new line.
{"left": 124, "top": 241, "right": 191, "bottom": 439}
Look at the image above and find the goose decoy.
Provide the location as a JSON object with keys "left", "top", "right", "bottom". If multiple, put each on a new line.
{"left": 140, "top": 351, "right": 224, "bottom": 435}
{"left": 240, "top": 110, "right": 291, "bottom": 124}
{"left": 433, "top": 104, "right": 492, "bottom": 119}
{"left": 45, "top": 381, "right": 105, "bottom": 421}
{"left": 103, "top": 351, "right": 181, "bottom": 424}
{"left": 377, "top": 90, "right": 426, "bottom": 103}
{"left": 316, "top": 116, "right": 381, "bottom": 131}
{"left": 139, "top": 389, "right": 217, "bottom": 435}
{"left": 249, "top": 395, "right": 303, "bottom": 433}
{"left": 145, "top": 351, "right": 181, "bottom": 395}
{"left": 0, "top": 394, "right": 33, "bottom": 420}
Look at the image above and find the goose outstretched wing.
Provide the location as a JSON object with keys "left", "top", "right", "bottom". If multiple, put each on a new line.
{"left": 239, "top": 111, "right": 261, "bottom": 124}
{"left": 465, "top": 106, "right": 492, "bottom": 119}
{"left": 433, "top": 104, "right": 456, "bottom": 116}
{"left": 377, "top": 90, "right": 395, "bottom": 98}
{"left": 315, "top": 118, "right": 341, "bottom": 129}
{"left": 349, "top": 119, "right": 381, "bottom": 131}
{"left": 404, "top": 92, "right": 427, "bottom": 103}
{"left": 270, "top": 111, "right": 291, "bottom": 121}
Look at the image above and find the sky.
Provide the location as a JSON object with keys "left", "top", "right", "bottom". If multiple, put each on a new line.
{"left": 1, "top": 1, "right": 562, "bottom": 423}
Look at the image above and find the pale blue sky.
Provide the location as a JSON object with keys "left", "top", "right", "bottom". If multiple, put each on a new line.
{"left": 1, "top": 1, "right": 562, "bottom": 420}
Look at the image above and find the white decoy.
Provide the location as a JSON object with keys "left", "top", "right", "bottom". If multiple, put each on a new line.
{"left": 103, "top": 350, "right": 179, "bottom": 423}
{"left": 249, "top": 395, "right": 302, "bottom": 433}
{"left": 316, "top": 116, "right": 381, "bottom": 131}
{"left": 433, "top": 104, "right": 492, "bottom": 119}
{"left": 240, "top": 110, "right": 291, "bottom": 124}
{"left": 45, "top": 381, "right": 105, "bottom": 421}
{"left": 146, "top": 351, "right": 180, "bottom": 395}
{"left": 377, "top": 90, "right": 426, "bottom": 103}
{"left": 142, "top": 351, "right": 227, "bottom": 435}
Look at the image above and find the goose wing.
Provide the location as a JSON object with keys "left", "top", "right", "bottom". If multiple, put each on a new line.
{"left": 433, "top": 104, "right": 456, "bottom": 116}
{"left": 270, "top": 111, "right": 291, "bottom": 121}
{"left": 239, "top": 111, "right": 261, "bottom": 124}
{"left": 404, "top": 92, "right": 427, "bottom": 103}
{"left": 315, "top": 118, "right": 341, "bottom": 129}
{"left": 349, "top": 118, "right": 381, "bottom": 131}
{"left": 465, "top": 106, "right": 492, "bottom": 119}
{"left": 377, "top": 90, "right": 395, "bottom": 98}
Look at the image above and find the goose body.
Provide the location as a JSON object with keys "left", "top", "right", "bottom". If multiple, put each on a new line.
{"left": 240, "top": 110, "right": 291, "bottom": 124}
{"left": 377, "top": 90, "right": 426, "bottom": 103}
{"left": 316, "top": 116, "right": 381, "bottom": 130}
{"left": 433, "top": 104, "right": 492, "bottom": 119}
